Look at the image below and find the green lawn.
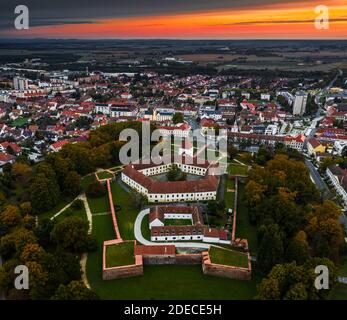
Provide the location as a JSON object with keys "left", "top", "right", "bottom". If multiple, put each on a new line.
{"left": 110, "top": 182, "right": 138, "bottom": 240}
{"left": 228, "top": 164, "right": 249, "bottom": 176}
{"left": 165, "top": 219, "right": 192, "bottom": 226}
{"left": 236, "top": 183, "right": 258, "bottom": 255}
{"left": 106, "top": 242, "right": 135, "bottom": 268}
{"left": 86, "top": 214, "right": 117, "bottom": 289}
{"left": 97, "top": 171, "right": 114, "bottom": 180}
{"left": 90, "top": 264, "right": 259, "bottom": 300}
{"left": 86, "top": 186, "right": 260, "bottom": 300}
{"left": 225, "top": 177, "right": 235, "bottom": 210}
{"left": 10, "top": 117, "right": 28, "bottom": 127}
{"left": 234, "top": 152, "right": 253, "bottom": 166}
{"left": 55, "top": 202, "right": 87, "bottom": 224}
{"left": 39, "top": 195, "right": 75, "bottom": 221}
{"left": 141, "top": 214, "right": 151, "bottom": 242}
{"left": 87, "top": 194, "right": 110, "bottom": 214}
{"left": 329, "top": 284, "right": 347, "bottom": 300}
{"left": 209, "top": 247, "right": 249, "bottom": 268}
{"left": 81, "top": 174, "right": 97, "bottom": 191}
{"left": 338, "top": 255, "right": 347, "bottom": 277}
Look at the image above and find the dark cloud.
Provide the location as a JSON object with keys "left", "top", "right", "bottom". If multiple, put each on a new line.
{"left": 221, "top": 17, "right": 347, "bottom": 26}
{"left": 0, "top": 0, "right": 307, "bottom": 31}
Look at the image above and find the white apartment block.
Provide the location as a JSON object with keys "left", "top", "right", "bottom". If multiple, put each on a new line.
{"left": 293, "top": 92, "right": 308, "bottom": 116}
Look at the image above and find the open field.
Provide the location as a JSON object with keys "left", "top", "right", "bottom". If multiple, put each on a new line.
{"left": 81, "top": 174, "right": 97, "bottom": 190}
{"left": 177, "top": 54, "right": 241, "bottom": 62}
{"left": 236, "top": 183, "right": 258, "bottom": 255}
{"left": 329, "top": 284, "right": 347, "bottom": 300}
{"left": 141, "top": 214, "right": 151, "bottom": 241}
{"left": 110, "top": 181, "right": 139, "bottom": 240}
{"left": 228, "top": 164, "right": 249, "bottom": 176}
{"left": 86, "top": 213, "right": 117, "bottom": 292}
{"left": 209, "top": 247, "right": 249, "bottom": 268}
{"left": 106, "top": 242, "right": 135, "bottom": 268}
{"left": 39, "top": 195, "right": 75, "bottom": 220}
{"left": 96, "top": 171, "right": 114, "bottom": 180}
{"left": 54, "top": 202, "right": 88, "bottom": 223}
{"left": 224, "top": 177, "right": 235, "bottom": 210}
{"left": 87, "top": 194, "right": 110, "bottom": 214}
{"left": 90, "top": 264, "right": 259, "bottom": 300}
{"left": 165, "top": 219, "right": 192, "bottom": 226}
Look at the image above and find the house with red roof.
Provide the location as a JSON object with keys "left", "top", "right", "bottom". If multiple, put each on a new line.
{"left": 158, "top": 122, "right": 191, "bottom": 138}
{"left": 148, "top": 205, "right": 230, "bottom": 244}
{"left": 49, "top": 139, "right": 70, "bottom": 152}
{"left": 0, "top": 152, "right": 15, "bottom": 168}
{"left": 0, "top": 142, "right": 22, "bottom": 155}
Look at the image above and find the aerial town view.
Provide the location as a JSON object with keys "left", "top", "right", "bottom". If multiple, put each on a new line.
{"left": 0, "top": 0, "right": 347, "bottom": 312}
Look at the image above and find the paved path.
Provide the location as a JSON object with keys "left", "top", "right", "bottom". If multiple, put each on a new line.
{"left": 80, "top": 253, "right": 91, "bottom": 289}
{"left": 337, "top": 276, "right": 347, "bottom": 284}
{"left": 50, "top": 193, "right": 93, "bottom": 234}
{"left": 134, "top": 209, "right": 226, "bottom": 250}
{"left": 50, "top": 195, "right": 80, "bottom": 220}
{"left": 77, "top": 193, "right": 92, "bottom": 289}
{"left": 50, "top": 193, "right": 92, "bottom": 289}
{"left": 93, "top": 211, "right": 111, "bottom": 217}
{"left": 80, "top": 193, "right": 93, "bottom": 234}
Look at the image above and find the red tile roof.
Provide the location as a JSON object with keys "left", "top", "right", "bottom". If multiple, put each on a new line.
{"left": 134, "top": 245, "right": 176, "bottom": 256}
{"left": 123, "top": 165, "right": 219, "bottom": 194}
{"left": 0, "top": 152, "right": 15, "bottom": 162}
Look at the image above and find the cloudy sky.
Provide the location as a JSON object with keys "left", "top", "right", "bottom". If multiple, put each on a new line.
{"left": 0, "top": 0, "right": 346, "bottom": 39}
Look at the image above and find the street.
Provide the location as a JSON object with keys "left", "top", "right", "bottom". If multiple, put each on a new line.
{"left": 304, "top": 159, "right": 329, "bottom": 193}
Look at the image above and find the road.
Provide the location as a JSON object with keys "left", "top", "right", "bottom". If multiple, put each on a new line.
{"left": 305, "top": 69, "right": 343, "bottom": 144}
{"left": 304, "top": 159, "right": 329, "bottom": 193}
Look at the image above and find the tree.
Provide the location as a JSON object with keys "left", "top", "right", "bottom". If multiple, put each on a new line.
{"left": 258, "top": 258, "right": 337, "bottom": 300}
{"left": 0, "top": 228, "right": 37, "bottom": 258}
{"left": 40, "top": 251, "right": 82, "bottom": 298}
{"left": 71, "top": 199, "right": 84, "bottom": 210}
{"left": 20, "top": 202, "right": 32, "bottom": 215}
{"left": 30, "top": 173, "right": 60, "bottom": 213}
{"left": 0, "top": 205, "right": 21, "bottom": 228}
{"left": 63, "top": 171, "right": 81, "bottom": 197}
{"left": 34, "top": 218, "right": 55, "bottom": 247}
{"left": 20, "top": 243, "right": 45, "bottom": 263}
{"left": 285, "top": 231, "right": 310, "bottom": 265}
{"left": 306, "top": 201, "right": 344, "bottom": 262}
{"left": 86, "top": 181, "right": 106, "bottom": 198}
{"left": 46, "top": 154, "right": 73, "bottom": 189}
{"left": 129, "top": 190, "right": 146, "bottom": 210}
{"left": 26, "top": 261, "right": 49, "bottom": 299}
{"left": 257, "top": 223, "right": 285, "bottom": 274}
{"left": 172, "top": 112, "right": 184, "bottom": 124}
{"left": 167, "top": 164, "right": 186, "bottom": 181}
{"left": 50, "top": 216, "right": 91, "bottom": 253}
{"left": 60, "top": 144, "right": 95, "bottom": 175}
{"left": 227, "top": 145, "right": 238, "bottom": 160}
{"left": 52, "top": 281, "right": 99, "bottom": 300}
{"left": 92, "top": 143, "right": 112, "bottom": 168}
{"left": 11, "top": 162, "right": 32, "bottom": 185}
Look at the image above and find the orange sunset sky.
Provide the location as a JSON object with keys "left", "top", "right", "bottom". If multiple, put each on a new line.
{"left": 2, "top": 0, "right": 347, "bottom": 39}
